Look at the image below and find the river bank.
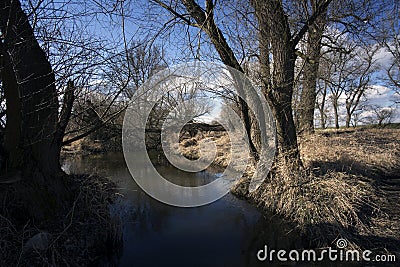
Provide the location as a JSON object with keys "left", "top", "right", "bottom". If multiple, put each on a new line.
{"left": 60, "top": 126, "right": 400, "bottom": 259}
{"left": 179, "top": 127, "right": 400, "bottom": 256}
{"left": 62, "top": 152, "right": 305, "bottom": 266}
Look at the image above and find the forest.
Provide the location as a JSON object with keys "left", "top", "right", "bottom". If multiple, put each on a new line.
{"left": 0, "top": 0, "right": 399, "bottom": 266}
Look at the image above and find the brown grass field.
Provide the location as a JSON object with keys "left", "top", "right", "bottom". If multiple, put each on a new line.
{"left": 178, "top": 127, "right": 400, "bottom": 255}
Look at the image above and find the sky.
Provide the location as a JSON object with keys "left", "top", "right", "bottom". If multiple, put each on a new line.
{"left": 23, "top": 0, "right": 399, "bottom": 127}
{"left": 314, "top": 24, "right": 399, "bottom": 127}
{"left": 325, "top": 84, "right": 399, "bottom": 127}
{"left": 356, "top": 45, "right": 399, "bottom": 124}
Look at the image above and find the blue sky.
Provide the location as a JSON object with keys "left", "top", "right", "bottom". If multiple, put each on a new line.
{"left": 24, "top": 0, "right": 399, "bottom": 126}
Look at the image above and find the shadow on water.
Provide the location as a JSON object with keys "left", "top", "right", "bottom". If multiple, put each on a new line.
{"left": 63, "top": 152, "right": 307, "bottom": 267}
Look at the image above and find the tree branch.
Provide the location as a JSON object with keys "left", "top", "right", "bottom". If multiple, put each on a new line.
{"left": 152, "top": 0, "right": 198, "bottom": 27}
{"left": 291, "top": 0, "right": 332, "bottom": 47}
{"left": 62, "top": 108, "right": 124, "bottom": 146}
{"left": 55, "top": 80, "right": 75, "bottom": 144}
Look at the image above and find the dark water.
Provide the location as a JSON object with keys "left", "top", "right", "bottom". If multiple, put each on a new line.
{"left": 62, "top": 152, "right": 304, "bottom": 267}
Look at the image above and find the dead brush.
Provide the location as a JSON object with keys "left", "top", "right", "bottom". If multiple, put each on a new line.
{"left": 0, "top": 175, "right": 122, "bottom": 266}
{"left": 249, "top": 153, "right": 378, "bottom": 249}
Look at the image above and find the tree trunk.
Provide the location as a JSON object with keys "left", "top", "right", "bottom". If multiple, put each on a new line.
{"left": 316, "top": 84, "right": 327, "bottom": 129}
{"left": 298, "top": 2, "right": 326, "bottom": 135}
{"left": 253, "top": 0, "right": 301, "bottom": 165}
{"left": 378, "top": 117, "right": 384, "bottom": 126}
{"left": 320, "top": 111, "right": 326, "bottom": 129}
{"left": 177, "top": 0, "right": 331, "bottom": 172}
{"left": 0, "top": 0, "right": 71, "bottom": 220}
{"left": 333, "top": 100, "right": 340, "bottom": 129}
{"left": 345, "top": 106, "right": 351, "bottom": 128}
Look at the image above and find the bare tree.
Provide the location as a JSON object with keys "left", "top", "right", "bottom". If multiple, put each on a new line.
{"left": 252, "top": 0, "right": 331, "bottom": 165}
{"left": 122, "top": 42, "right": 167, "bottom": 98}
{"left": 320, "top": 36, "right": 377, "bottom": 129}
{"left": 155, "top": 0, "right": 331, "bottom": 171}
{"left": 373, "top": 0, "right": 399, "bottom": 94}
{"left": 154, "top": 0, "right": 261, "bottom": 160}
{"left": 21, "top": 1, "right": 153, "bottom": 148}
{"left": 344, "top": 46, "right": 376, "bottom": 127}
{"left": 297, "top": 0, "right": 388, "bottom": 133}
{"left": 365, "top": 105, "right": 396, "bottom": 127}
{"left": 0, "top": 0, "right": 74, "bottom": 218}
{"left": 321, "top": 37, "right": 357, "bottom": 129}
{"left": 315, "top": 64, "right": 329, "bottom": 129}
{"left": 297, "top": 0, "right": 327, "bottom": 134}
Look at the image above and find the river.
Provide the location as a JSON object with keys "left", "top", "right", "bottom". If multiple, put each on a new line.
{"left": 62, "top": 152, "right": 303, "bottom": 267}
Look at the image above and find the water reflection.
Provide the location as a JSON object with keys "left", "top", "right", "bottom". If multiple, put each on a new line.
{"left": 62, "top": 153, "right": 303, "bottom": 267}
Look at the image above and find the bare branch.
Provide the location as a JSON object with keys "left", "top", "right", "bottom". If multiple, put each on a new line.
{"left": 291, "top": 0, "right": 332, "bottom": 47}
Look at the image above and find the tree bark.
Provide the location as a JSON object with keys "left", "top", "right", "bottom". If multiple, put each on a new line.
{"left": 298, "top": 2, "right": 326, "bottom": 135}
{"left": 252, "top": 0, "right": 302, "bottom": 164}
{"left": 0, "top": 0, "right": 71, "bottom": 219}
{"left": 316, "top": 84, "right": 327, "bottom": 129}
{"left": 333, "top": 98, "right": 340, "bottom": 129}
{"left": 345, "top": 108, "right": 351, "bottom": 128}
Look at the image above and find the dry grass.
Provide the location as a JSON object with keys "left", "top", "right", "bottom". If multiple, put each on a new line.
{"left": 249, "top": 156, "right": 377, "bottom": 249}
{"left": 175, "top": 131, "right": 233, "bottom": 168}
{"left": 301, "top": 128, "right": 400, "bottom": 179}
{"left": 179, "top": 128, "right": 400, "bottom": 254}
{"left": 297, "top": 128, "right": 400, "bottom": 251}
{"left": 62, "top": 135, "right": 122, "bottom": 155}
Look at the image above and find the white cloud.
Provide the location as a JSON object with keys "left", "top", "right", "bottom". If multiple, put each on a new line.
{"left": 364, "top": 85, "right": 394, "bottom": 106}
{"left": 194, "top": 115, "right": 216, "bottom": 124}
{"left": 373, "top": 46, "right": 395, "bottom": 69}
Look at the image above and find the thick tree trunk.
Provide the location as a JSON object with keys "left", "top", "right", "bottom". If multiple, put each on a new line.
{"left": 298, "top": 9, "right": 325, "bottom": 135}
{"left": 267, "top": 52, "right": 300, "bottom": 160}
{"left": 159, "top": 0, "right": 330, "bottom": 174}
{"left": 253, "top": 0, "right": 302, "bottom": 166}
{"left": 160, "top": 0, "right": 330, "bottom": 199}
{"left": 0, "top": 0, "right": 71, "bottom": 219}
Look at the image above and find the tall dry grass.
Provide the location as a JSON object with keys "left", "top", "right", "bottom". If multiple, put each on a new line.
{"left": 179, "top": 128, "right": 400, "bottom": 253}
